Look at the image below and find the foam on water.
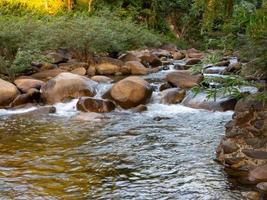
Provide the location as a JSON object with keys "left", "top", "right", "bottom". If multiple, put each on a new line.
{"left": 53, "top": 99, "right": 79, "bottom": 117}
{"left": 0, "top": 107, "right": 38, "bottom": 116}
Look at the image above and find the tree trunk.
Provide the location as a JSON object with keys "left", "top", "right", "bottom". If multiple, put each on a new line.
{"left": 88, "top": 0, "right": 93, "bottom": 12}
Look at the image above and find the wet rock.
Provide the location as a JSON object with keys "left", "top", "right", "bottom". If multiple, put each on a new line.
{"left": 152, "top": 49, "right": 171, "bottom": 58}
{"left": 226, "top": 62, "right": 242, "bottom": 73}
{"left": 186, "top": 58, "right": 201, "bottom": 65}
{"left": 87, "top": 66, "right": 96, "bottom": 76}
{"left": 94, "top": 57, "right": 124, "bottom": 75}
{"left": 73, "top": 112, "right": 105, "bottom": 122}
{"left": 110, "top": 76, "right": 153, "bottom": 109}
{"left": 173, "top": 64, "right": 191, "bottom": 70}
{"left": 160, "top": 88, "right": 186, "bottom": 104}
{"left": 249, "top": 164, "right": 267, "bottom": 182}
{"left": 32, "top": 68, "right": 66, "bottom": 81}
{"left": 14, "top": 77, "right": 45, "bottom": 93}
{"left": 204, "top": 66, "right": 226, "bottom": 74}
{"left": 132, "top": 104, "right": 148, "bottom": 113}
{"left": 10, "top": 89, "right": 40, "bottom": 107}
{"left": 153, "top": 116, "right": 171, "bottom": 121}
{"left": 91, "top": 76, "right": 113, "bottom": 83}
{"left": 166, "top": 70, "right": 203, "bottom": 89}
{"left": 182, "top": 91, "right": 237, "bottom": 111}
{"left": 159, "top": 82, "right": 173, "bottom": 91}
{"left": 41, "top": 72, "right": 96, "bottom": 104}
{"left": 77, "top": 97, "right": 116, "bottom": 113}
{"left": 188, "top": 53, "right": 204, "bottom": 59}
{"left": 242, "top": 149, "right": 267, "bottom": 159}
{"left": 222, "top": 140, "right": 239, "bottom": 154}
{"left": 125, "top": 61, "right": 149, "bottom": 75}
{"left": 0, "top": 78, "right": 20, "bottom": 108}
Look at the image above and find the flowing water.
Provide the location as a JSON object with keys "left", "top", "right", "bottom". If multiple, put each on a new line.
{"left": 0, "top": 63, "right": 246, "bottom": 200}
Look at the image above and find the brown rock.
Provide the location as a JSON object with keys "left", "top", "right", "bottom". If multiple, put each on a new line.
{"left": 59, "top": 62, "right": 89, "bottom": 71}
{"left": 118, "top": 53, "right": 141, "bottom": 62}
{"left": 256, "top": 182, "right": 267, "bottom": 192}
{"left": 249, "top": 164, "right": 267, "bottom": 182}
{"left": 0, "top": 79, "right": 20, "bottom": 108}
{"left": 91, "top": 76, "right": 113, "bottom": 83}
{"left": 132, "top": 104, "right": 148, "bottom": 112}
{"left": 87, "top": 66, "right": 96, "bottom": 76}
{"left": 41, "top": 72, "right": 96, "bottom": 104}
{"left": 241, "top": 191, "right": 260, "bottom": 200}
{"left": 160, "top": 88, "right": 186, "bottom": 104}
{"left": 10, "top": 89, "right": 40, "bottom": 107}
{"left": 94, "top": 57, "right": 124, "bottom": 75}
{"left": 14, "top": 78, "right": 45, "bottom": 93}
{"left": 70, "top": 67, "right": 87, "bottom": 76}
{"left": 125, "top": 61, "right": 149, "bottom": 75}
{"left": 186, "top": 58, "right": 201, "bottom": 65}
{"left": 40, "top": 63, "right": 57, "bottom": 71}
{"left": 188, "top": 53, "right": 204, "bottom": 59}
{"left": 173, "top": 51, "right": 185, "bottom": 60}
{"left": 47, "top": 50, "right": 70, "bottom": 64}
{"left": 140, "top": 53, "right": 162, "bottom": 67}
{"left": 32, "top": 69, "right": 65, "bottom": 81}
{"left": 77, "top": 97, "right": 116, "bottom": 113}
{"left": 166, "top": 70, "right": 203, "bottom": 89}
{"left": 214, "top": 60, "right": 230, "bottom": 66}
{"left": 227, "top": 62, "right": 242, "bottom": 72}
{"left": 222, "top": 140, "right": 239, "bottom": 154}
{"left": 110, "top": 76, "right": 153, "bottom": 109}
{"left": 159, "top": 82, "right": 173, "bottom": 91}
{"left": 242, "top": 149, "right": 267, "bottom": 159}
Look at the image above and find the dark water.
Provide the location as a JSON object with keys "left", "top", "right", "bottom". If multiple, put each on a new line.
{"left": 0, "top": 103, "right": 244, "bottom": 200}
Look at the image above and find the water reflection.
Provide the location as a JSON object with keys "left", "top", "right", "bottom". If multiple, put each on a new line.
{"left": 0, "top": 106, "right": 246, "bottom": 199}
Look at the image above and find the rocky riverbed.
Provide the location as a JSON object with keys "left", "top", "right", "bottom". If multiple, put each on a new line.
{"left": 0, "top": 46, "right": 266, "bottom": 199}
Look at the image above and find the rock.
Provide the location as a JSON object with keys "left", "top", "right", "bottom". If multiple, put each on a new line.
{"left": 186, "top": 58, "right": 201, "bottom": 65}
{"left": 110, "top": 76, "right": 153, "bottom": 109}
{"left": 58, "top": 62, "right": 89, "bottom": 71}
{"left": 14, "top": 77, "right": 45, "bottom": 93}
{"left": 87, "top": 66, "right": 96, "bottom": 76}
{"left": 46, "top": 49, "right": 70, "bottom": 64}
{"left": 249, "top": 164, "right": 267, "bottom": 182}
{"left": 0, "top": 79, "right": 20, "bottom": 108}
{"left": 41, "top": 72, "right": 96, "bottom": 104}
{"left": 140, "top": 53, "right": 162, "bottom": 67}
{"left": 91, "top": 76, "right": 113, "bottom": 83}
{"left": 118, "top": 53, "right": 141, "bottom": 62}
{"left": 214, "top": 60, "right": 230, "bottom": 66}
{"left": 39, "top": 63, "right": 57, "bottom": 71}
{"left": 132, "top": 104, "right": 148, "bottom": 112}
{"left": 188, "top": 53, "right": 204, "bottom": 59}
{"left": 94, "top": 57, "right": 124, "bottom": 75}
{"left": 204, "top": 66, "right": 226, "bottom": 74}
{"left": 241, "top": 191, "right": 260, "bottom": 200}
{"left": 125, "top": 61, "right": 149, "bottom": 75}
{"left": 77, "top": 97, "right": 116, "bottom": 113}
{"left": 159, "top": 82, "right": 173, "bottom": 91}
{"left": 10, "top": 89, "right": 40, "bottom": 107}
{"left": 227, "top": 62, "right": 242, "bottom": 72}
{"left": 256, "top": 182, "right": 267, "bottom": 192}
{"left": 222, "top": 140, "right": 239, "bottom": 154}
{"left": 160, "top": 44, "right": 177, "bottom": 52}
{"left": 70, "top": 67, "right": 87, "bottom": 76}
{"left": 32, "top": 69, "right": 66, "bottom": 81}
{"left": 187, "top": 48, "right": 199, "bottom": 54}
{"left": 182, "top": 90, "right": 237, "bottom": 111}
{"left": 152, "top": 49, "right": 171, "bottom": 58}
{"left": 73, "top": 112, "right": 105, "bottom": 122}
{"left": 173, "top": 51, "right": 185, "bottom": 60}
{"left": 160, "top": 88, "right": 186, "bottom": 104}
{"left": 166, "top": 70, "right": 203, "bottom": 89}
{"left": 242, "top": 149, "right": 267, "bottom": 159}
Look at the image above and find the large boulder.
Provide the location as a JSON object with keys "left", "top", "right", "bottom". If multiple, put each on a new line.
{"left": 182, "top": 91, "right": 237, "bottom": 111}
{"left": 91, "top": 76, "right": 113, "bottom": 83}
{"left": 58, "top": 61, "right": 89, "bottom": 71}
{"left": 14, "top": 77, "right": 45, "bottom": 93}
{"left": 249, "top": 164, "right": 267, "bottom": 183}
{"left": 160, "top": 88, "right": 186, "bottom": 104}
{"left": 77, "top": 97, "right": 116, "bottom": 113}
{"left": 118, "top": 53, "right": 141, "bottom": 63}
{"left": 110, "top": 76, "right": 153, "bottom": 109}
{"left": 165, "top": 70, "right": 203, "bottom": 89}
{"left": 125, "top": 61, "right": 149, "bottom": 75}
{"left": 140, "top": 53, "right": 162, "bottom": 67}
{"left": 41, "top": 72, "right": 96, "bottom": 104}
{"left": 0, "top": 79, "right": 20, "bottom": 108}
